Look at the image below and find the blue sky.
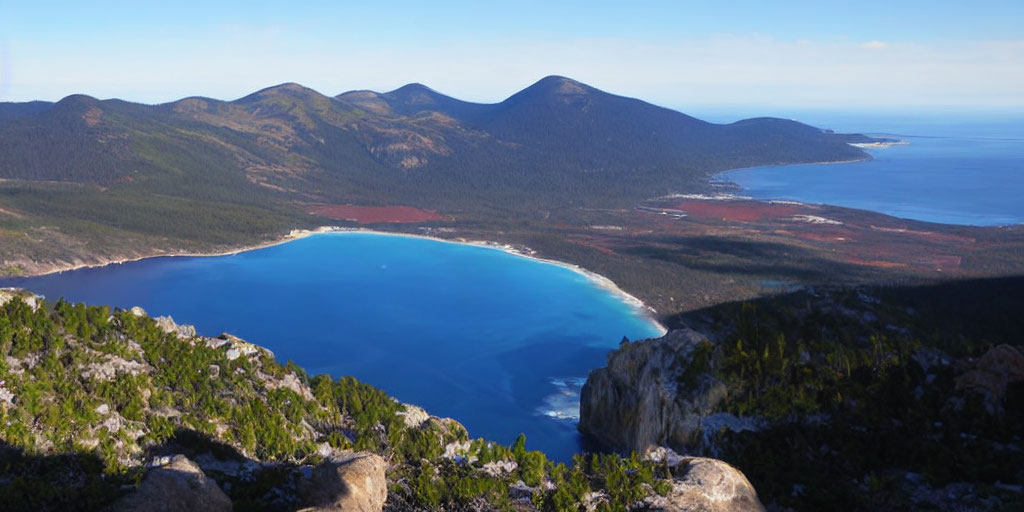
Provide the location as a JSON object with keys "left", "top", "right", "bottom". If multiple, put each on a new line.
{"left": 1, "top": 1, "right": 1022, "bottom": 111}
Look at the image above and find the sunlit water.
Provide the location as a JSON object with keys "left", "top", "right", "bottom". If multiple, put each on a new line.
{"left": 714, "top": 114, "right": 1024, "bottom": 226}
{"left": 2, "top": 233, "right": 663, "bottom": 461}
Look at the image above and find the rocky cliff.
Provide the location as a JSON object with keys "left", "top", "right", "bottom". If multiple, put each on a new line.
{"left": 579, "top": 284, "right": 1024, "bottom": 510}
{"left": 579, "top": 328, "right": 732, "bottom": 455}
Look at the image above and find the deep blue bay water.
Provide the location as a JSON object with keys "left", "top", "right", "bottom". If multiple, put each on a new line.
{"left": 2, "top": 233, "right": 663, "bottom": 461}
{"left": 710, "top": 113, "right": 1024, "bottom": 226}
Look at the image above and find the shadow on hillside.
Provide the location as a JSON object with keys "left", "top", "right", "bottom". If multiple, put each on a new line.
{"left": 0, "top": 438, "right": 121, "bottom": 512}
{"left": 618, "top": 235, "right": 885, "bottom": 282}
{"left": 665, "top": 275, "right": 1024, "bottom": 353}
{"left": 0, "top": 428, "right": 314, "bottom": 512}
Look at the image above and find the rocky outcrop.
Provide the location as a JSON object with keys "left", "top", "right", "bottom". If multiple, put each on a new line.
{"left": 0, "top": 288, "right": 38, "bottom": 309}
{"left": 106, "top": 455, "right": 231, "bottom": 512}
{"left": 155, "top": 315, "right": 197, "bottom": 339}
{"left": 645, "top": 455, "right": 765, "bottom": 512}
{"left": 397, "top": 403, "right": 431, "bottom": 428}
{"left": 956, "top": 344, "right": 1024, "bottom": 414}
{"left": 299, "top": 452, "right": 388, "bottom": 512}
{"left": 579, "top": 328, "right": 729, "bottom": 454}
{"left": 206, "top": 332, "right": 273, "bottom": 361}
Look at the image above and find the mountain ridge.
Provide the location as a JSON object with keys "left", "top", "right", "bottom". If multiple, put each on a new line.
{"left": 0, "top": 75, "right": 912, "bottom": 309}
{"left": 0, "top": 75, "right": 869, "bottom": 200}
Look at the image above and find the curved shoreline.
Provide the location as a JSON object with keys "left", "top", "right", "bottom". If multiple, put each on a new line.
{"left": 320, "top": 229, "right": 669, "bottom": 337}
{"left": 711, "top": 155, "right": 872, "bottom": 183}
{"left": 10, "top": 226, "right": 668, "bottom": 337}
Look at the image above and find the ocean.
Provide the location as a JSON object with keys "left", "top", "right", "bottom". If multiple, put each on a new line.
{"left": 2, "top": 232, "right": 663, "bottom": 461}
{"left": 710, "top": 112, "right": 1024, "bottom": 226}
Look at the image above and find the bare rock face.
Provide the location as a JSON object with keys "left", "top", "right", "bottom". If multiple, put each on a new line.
{"left": 956, "top": 344, "right": 1024, "bottom": 414}
{"left": 579, "top": 328, "right": 727, "bottom": 454}
{"left": 647, "top": 457, "right": 765, "bottom": 512}
{"left": 0, "top": 288, "right": 38, "bottom": 309}
{"left": 154, "top": 315, "right": 197, "bottom": 339}
{"left": 299, "top": 452, "right": 388, "bottom": 512}
{"left": 106, "top": 455, "right": 231, "bottom": 512}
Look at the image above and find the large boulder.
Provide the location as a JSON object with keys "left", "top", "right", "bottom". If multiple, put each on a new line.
{"left": 647, "top": 457, "right": 764, "bottom": 512}
{"left": 579, "top": 327, "right": 728, "bottom": 454}
{"left": 299, "top": 452, "right": 388, "bottom": 512}
{"left": 956, "top": 344, "right": 1024, "bottom": 414}
{"left": 106, "top": 455, "right": 231, "bottom": 512}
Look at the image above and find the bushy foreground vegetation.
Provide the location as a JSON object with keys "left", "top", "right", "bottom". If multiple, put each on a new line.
{"left": 0, "top": 293, "right": 674, "bottom": 511}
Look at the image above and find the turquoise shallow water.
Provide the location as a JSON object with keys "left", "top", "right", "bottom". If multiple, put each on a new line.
{"left": 2, "top": 232, "right": 662, "bottom": 461}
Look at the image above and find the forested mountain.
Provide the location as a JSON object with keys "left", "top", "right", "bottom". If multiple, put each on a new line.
{"left": 0, "top": 101, "right": 53, "bottom": 125}
{"left": 0, "top": 76, "right": 867, "bottom": 210}
{"left": 0, "top": 76, "right": 878, "bottom": 279}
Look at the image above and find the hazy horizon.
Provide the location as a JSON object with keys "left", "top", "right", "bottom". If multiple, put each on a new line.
{"left": 2, "top": 1, "right": 1022, "bottom": 109}
{"left": 4, "top": 77, "right": 1024, "bottom": 131}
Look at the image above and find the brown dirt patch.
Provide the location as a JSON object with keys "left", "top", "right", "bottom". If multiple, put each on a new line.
{"left": 83, "top": 107, "right": 103, "bottom": 127}
{"left": 671, "top": 201, "right": 803, "bottom": 222}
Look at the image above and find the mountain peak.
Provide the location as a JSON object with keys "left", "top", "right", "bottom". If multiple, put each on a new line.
{"left": 527, "top": 75, "right": 590, "bottom": 95}
{"left": 383, "top": 82, "right": 451, "bottom": 107}
{"left": 389, "top": 82, "right": 439, "bottom": 95}
{"left": 495, "top": 76, "right": 596, "bottom": 111}
{"left": 56, "top": 94, "right": 101, "bottom": 107}
{"left": 236, "top": 82, "right": 328, "bottom": 104}
{"left": 379, "top": 82, "right": 484, "bottom": 118}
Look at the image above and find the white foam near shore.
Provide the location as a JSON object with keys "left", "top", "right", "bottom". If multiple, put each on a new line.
{"left": 537, "top": 377, "right": 588, "bottom": 421}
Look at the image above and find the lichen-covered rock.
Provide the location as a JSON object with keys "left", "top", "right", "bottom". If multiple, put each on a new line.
{"left": 207, "top": 332, "right": 273, "bottom": 360}
{"left": 0, "top": 288, "right": 38, "bottom": 309}
{"left": 646, "top": 457, "right": 764, "bottom": 512}
{"left": 579, "top": 327, "right": 728, "bottom": 454}
{"left": 106, "top": 455, "right": 231, "bottom": 512}
{"left": 154, "top": 315, "right": 197, "bottom": 339}
{"left": 397, "top": 403, "right": 431, "bottom": 428}
{"left": 80, "top": 354, "right": 149, "bottom": 381}
{"left": 299, "top": 452, "right": 387, "bottom": 512}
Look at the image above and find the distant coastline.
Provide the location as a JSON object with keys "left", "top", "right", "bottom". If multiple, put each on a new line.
{"left": 848, "top": 140, "right": 910, "bottom": 148}
{"left": 706, "top": 139, "right": 913, "bottom": 203}
{"left": 713, "top": 154, "right": 874, "bottom": 179}
{"left": 713, "top": 133, "right": 1024, "bottom": 227}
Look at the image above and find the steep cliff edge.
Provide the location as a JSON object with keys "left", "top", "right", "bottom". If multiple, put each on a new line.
{"left": 580, "top": 281, "right": 1024, "bottom": 510}
{"left": 579, "top": 328, "right": 729, "bottom": 454}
